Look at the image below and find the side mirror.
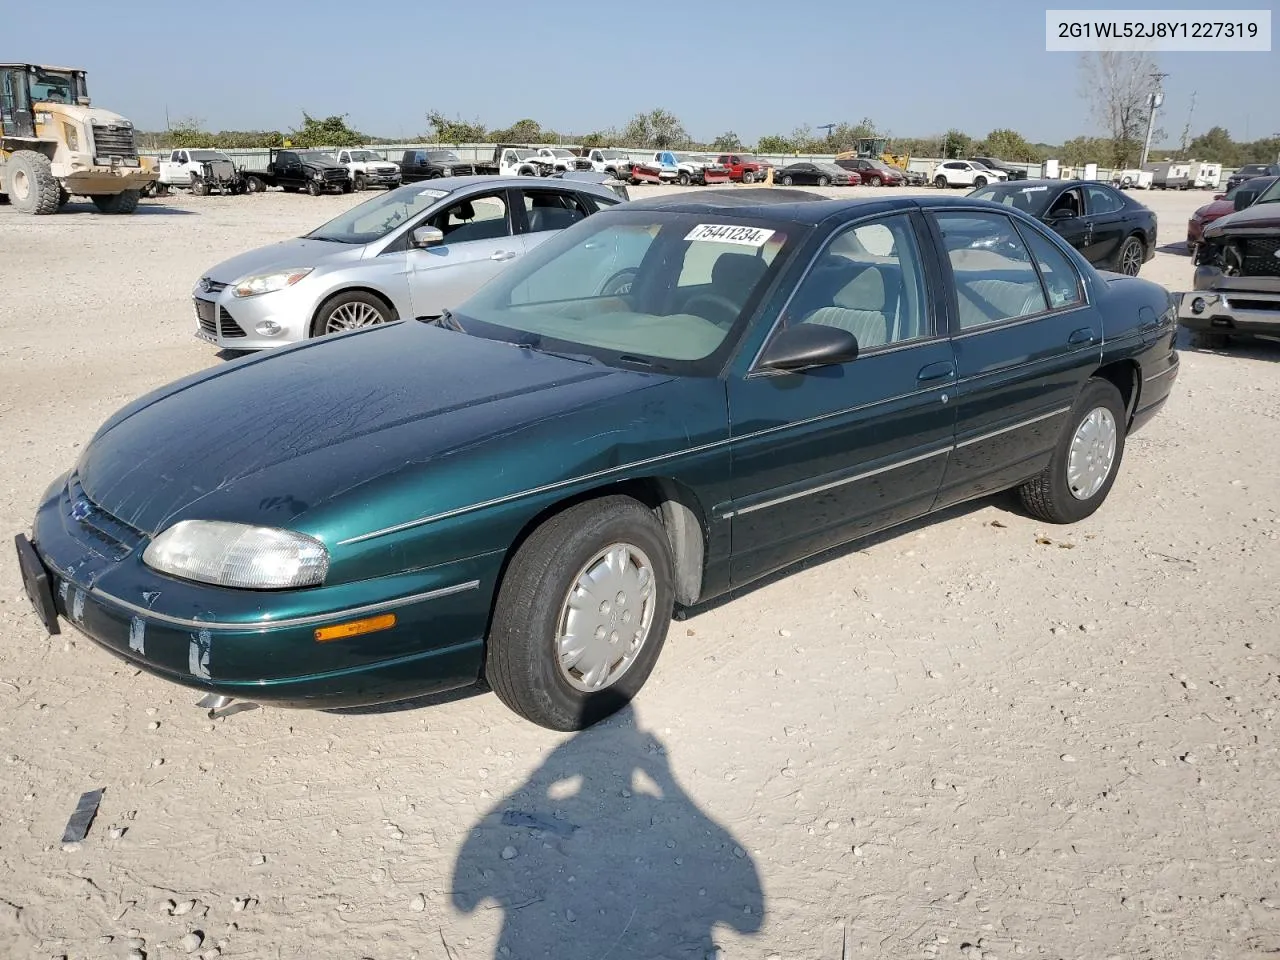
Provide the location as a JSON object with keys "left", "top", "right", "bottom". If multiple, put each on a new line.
{"left": 411, "top": 226, "right": 445, "bottom": 248}
{"left": 758, "top": 324, "right": 859, "bottom": 372}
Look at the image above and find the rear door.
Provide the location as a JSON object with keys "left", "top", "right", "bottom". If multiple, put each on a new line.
{"left": 927, "top": 208, "right": 1100, "bottom": 508}
{"left": 725, "top": 211, "right": 958, "bottom": 584}
{"left": 407, "top": 189, "right": 520, "bottom": 316}
{"left": 0, "top": 68, "right": 34, "bottom": 138}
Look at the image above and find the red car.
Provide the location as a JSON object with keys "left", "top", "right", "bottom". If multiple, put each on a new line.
{"left": 1187, "top": 175, "right": 1279, "bottom": 253}
{"left": 715, "top": 153, "right": 770, "bottom": 184}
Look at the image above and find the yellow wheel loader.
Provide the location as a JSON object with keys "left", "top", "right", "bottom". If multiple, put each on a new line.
{"left": 0, "top": 63, "right": 157, "bottom": 215}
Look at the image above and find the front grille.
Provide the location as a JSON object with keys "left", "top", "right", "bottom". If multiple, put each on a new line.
{"left": 572, "top": 159, "right": 593, "bottom": 170}
{"left": 218, "top": 307, "right": 247, "bottom": 338}
{"left": 1243, "top": 238, "right": 1280, "bottom": 277}
{"left": 194, "top": 298, "right": 217, "bottom": 334}
{"left": 91, "top": 124, "right": 138, "bottom": 158}
{"left": 1226, "top": 297, "right": 1280, "bottom": 312}
{"left": 322, "top": 169, "right": 347, "bottom": 181}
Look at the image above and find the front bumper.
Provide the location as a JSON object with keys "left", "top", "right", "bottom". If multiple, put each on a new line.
{"left": 190, "top": 281, "right": 318, "bottom": 350}
{"left": 363, "top": 170, "right": 402, "bottom": 186}
{"left": 1178, "top": 289, "right": 1280, "bottom": 338}
{"left": 18, "top": 473, "right": 493, "bottom": 708}
{"left": 63, "top": 164, "right": 158, "bottom": 195}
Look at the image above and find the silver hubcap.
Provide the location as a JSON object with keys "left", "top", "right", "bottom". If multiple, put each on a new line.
{"left": 1066, "top": 406, "right": 1117, "bottom": 500}
{"left": 1121, "top": 242, "right": 1141, "bottom": 275}
{"left": 324, "top": 302, "right": 384, "bottom": 333}
{"left": 12, "top": 169, "right": 30, "bottom": 201}
{"left": 556, "top": 543, "right": 656, "bottom": 693}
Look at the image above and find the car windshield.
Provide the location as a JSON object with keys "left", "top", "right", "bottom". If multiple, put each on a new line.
{"left": 426, "top": 151, "right": 461, "bottom": 162}
{"left": 304, "top": 183, "right": 452, "bottom": 244}
{"left": 1238, "top": 165, "right": 1267, "bottom": 176}
{"left": 509, "top": 149, "right": 535, "bottom": 159}
{"left": 188, "top": 150, "right": 226, "bottom": 162}
{"left": 450, "top": 210, "right": 804, "bottom": 376}
{"left": 29, "top": 68, "right": 76, "bottom": 102}
{"left": 815, "top": 162, "right": 845, "bottom": 175}
{"left": 969, "top": 182, "right": 1056, "bottom": 215}
{"left": 600, "top": 150, "right": 626, "bottom": 159}
{"left": 549, "top": 149, "right": 574, "bottom": 158}
{"left": 348, "top": 150, "right": 378, "bottom": 161}
{"left": 1255, "top": 178, "right": 1280, "bottom": 204}
{"left": 297, "top": 151, "right": 338, "bottom": 163}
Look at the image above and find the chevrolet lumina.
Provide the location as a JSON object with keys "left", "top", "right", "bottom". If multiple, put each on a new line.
{"left": 16, "top": 189, "right": 1179, "bottom": 731}
{"left": 189, "top": 175, "right": 624, "bottom": 350}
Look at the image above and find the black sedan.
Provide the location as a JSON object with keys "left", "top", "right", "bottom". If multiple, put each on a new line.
{"left": 968, "top": 178, "right": 1157, "bottom": 276}
{"left": 774, "top": 161, "right": 859, "bottom": 187}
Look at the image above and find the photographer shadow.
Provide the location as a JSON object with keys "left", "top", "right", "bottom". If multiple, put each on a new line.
{"left": 451, "top": 705, "right": 763, "bottom": 959}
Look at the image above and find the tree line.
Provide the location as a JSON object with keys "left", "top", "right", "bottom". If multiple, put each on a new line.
{"left": 137, "top": 104, "right": 1279, "bottom": 169}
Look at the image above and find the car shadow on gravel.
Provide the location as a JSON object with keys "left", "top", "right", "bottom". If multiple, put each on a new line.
{"left": 1156, "top": 241, "right": 1191, "bottom": 256}
{"left": 450, "top": 704, "right": 764, "bottom": 959}
{"left": 54, "top": 201, "right": 198, "bottom": 216}
{"left": 1176, "top": 325, "right": 1280, "bottom": 360}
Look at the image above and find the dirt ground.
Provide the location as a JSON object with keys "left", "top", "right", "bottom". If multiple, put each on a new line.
{"left": 1, "top": 182, "right": 1277, "bottom": 960}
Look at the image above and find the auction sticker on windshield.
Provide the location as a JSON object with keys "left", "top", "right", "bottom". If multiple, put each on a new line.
{"left": 417, "top": 189, "right": 449, "bottom": 200}
{"left": 685, "top": 224, "right": 776, "bottom": 246}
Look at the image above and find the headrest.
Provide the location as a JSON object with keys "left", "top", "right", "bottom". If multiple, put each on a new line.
{"left": 834, "top": 266, "right": 886, "bottom": 311}
{"left": 711, "top": 253, "right": 767, "bottom": 292}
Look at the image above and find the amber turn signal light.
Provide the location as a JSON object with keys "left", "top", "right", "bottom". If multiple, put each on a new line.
{"left": 314, "top": 613, "right": 396, "bottom": 643}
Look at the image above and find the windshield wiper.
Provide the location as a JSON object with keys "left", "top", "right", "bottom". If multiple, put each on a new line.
{"left": 430, "top": 308, "right": 466, "bottom": 332}
{"left": 502, "top": 336, "right": 602, "bottom": 366}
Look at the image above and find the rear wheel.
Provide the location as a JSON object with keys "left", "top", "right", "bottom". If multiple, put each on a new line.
{"left": 742, "top": 170, "right": 756, "bottom": 184}
{"left": 6, "top": 150, "right": 60, "bottom": 214}
{"left": 1116, "top": 235, "right": 1144, "bottom": 275}
{"left": 1018, "top": 379, "right": 1126, "bottom": 524}
{"left": 245, "top": 175, "right": 265, "bottom": 193}
{"left": 485, "top": 496, "right": 674, "bottom": 731}
{"left": 91, "top": 190, "right": 140, "bottom": 214}
{"left": 934, "top": 175, "right": 948, "bottom": 189}
{"left": 310, "top": 290, "right": 397, "bottom": 338}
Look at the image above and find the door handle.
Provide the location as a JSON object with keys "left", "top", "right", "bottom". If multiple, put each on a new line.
{"left": 916, "top": 360, "right": 956, "bottom": 382}
{"left": 490, "top": 250, "right": 517, "bottom": 261}
{"left": 1068, "top": 327, "right": 1097, "bottom": 346}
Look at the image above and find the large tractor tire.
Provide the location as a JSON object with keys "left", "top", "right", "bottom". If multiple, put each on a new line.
{"left": 6, "top": 150, "right": 61, "bottom": 215}
{"left": 92, "top": 190, "right": 141, "bottom": 214}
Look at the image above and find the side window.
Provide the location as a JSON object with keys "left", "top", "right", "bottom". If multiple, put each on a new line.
{"left": 521, "top": 189, "right": 589, "bottom": 233}
{"left": 429, "top": 192, "right": 509, "bottom": 243}
{"left": 1018, "top": 224, "right": 1085, "bottom": 310}
{"left": 1049, "top": 187, "right": 1084, "bottom": 218}
{"left": 934, "top": 212, "right": 1049, "bottom": 330}
{"left": 781, "top": 213, "right": 930, "bottom": 350}
{"left": 1085, "top": 185, "right": 1124, "bottom": 215}
{"left": 578, "top": 191, "right": 620, "bottom": 214}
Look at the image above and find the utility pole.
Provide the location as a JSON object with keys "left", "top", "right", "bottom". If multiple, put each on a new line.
{"left": 1274, "top": 132, "right": 1280, "bottom": 164}
{"left": 817, "top": 123, "right": 835, "bottom": 141}
{"left": 1138, "top": 71, "right": 1168, "bottom": 169}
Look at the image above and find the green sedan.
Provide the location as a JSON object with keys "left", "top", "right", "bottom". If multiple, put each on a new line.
{"left": 15, "top": 189, "right": 1180, "bottom": 730}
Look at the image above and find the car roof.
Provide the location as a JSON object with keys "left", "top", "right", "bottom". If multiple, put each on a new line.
{"left": 392, "top": 174, "right": 622, "bottom": 201}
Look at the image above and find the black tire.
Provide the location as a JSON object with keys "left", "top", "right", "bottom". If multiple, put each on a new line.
{"left": 309, "top": 289, "right": 397, "bottom": 338}
{"left": 868, "top": 175, "right": 882, "bottom": 187}
{"left": 341, "top": 179, "right": 353, "bottom": 194}
{"left": 1121, "top": 176, "right": 1134, "bottom": 188}
{"left": 191, "top": 175, "right": 210, "bottom": 197}
{"left": 485, "top": 496, "right": 675, "bottom": 731}
{"left": 677, "top": 170, "right": 691, "bottom": 186}
{"left": 742, "top": 170, "right": 756, "bottom": 184}
{"left": 1115, "top": 235, "right": 1144, "bottom": 276}
{"left": 353, "top": 173, "right": 367, "bottom": 191}
{"left": 1017, "top": 378, "right": 1127, "bottom": 525}
{"left": 781, "top": 175, "right": 793, "bottom": 186}
{"left": 974, "top": 176, "right": 988, "bottom": 188}
{"left": 57, "top": 186, "right": 70, "bottom": 208}
{"left": 306, "top": 180, "right": 322, "bottom": 196}
{"left": 1189, "top": 328, "right": 1229, "bottom": 350}
{"left": 6, "top": 150, "right": 60, "bottom": 214}
{"left": 91, "top": 190, "right": 140, "bottom": 214}
{"left": 934, "top": 175, "right": 948, "bottom": 189}
{"left": 245, "top": 176, "right": 265, "bottom": 193}
{"left": 817, "top": 175, "right": 830, "bottom": 187}
{"left": 282, "top": 185, "right": 299, "bottom": 193}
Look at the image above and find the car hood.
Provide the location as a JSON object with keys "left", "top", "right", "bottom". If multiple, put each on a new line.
{"left": 202, "top": 237, "right": 362, "bottom": 283}
{"left": 1204, "top": 202, "right": 1280, "bottom": 237}
{"left": 1194, "top": 199, "right": 1234, "bottom": 219}
{"left": 76, "top": 322, "right": 670, "bottom": 537}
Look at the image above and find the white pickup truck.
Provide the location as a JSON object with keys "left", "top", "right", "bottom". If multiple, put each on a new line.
{"left": 333, "top": 148, "right": 402, "bottom": 191}
{"left": 582, "top": 148, "right": 635, "bottom": 178}
{"left": 153, "top": 149, "right": 255, "bottom": 195}
{"left": 534, "top": 147, "right": 593, "bottom": 173}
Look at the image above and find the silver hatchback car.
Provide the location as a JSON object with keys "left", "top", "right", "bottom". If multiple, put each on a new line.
{"left": 191, "top": 175, "right": 628, "bottom": 350}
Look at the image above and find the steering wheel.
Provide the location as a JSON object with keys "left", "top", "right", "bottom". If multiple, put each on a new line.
{"left": 682, "top": 292, "right": 741, "bottom": 328}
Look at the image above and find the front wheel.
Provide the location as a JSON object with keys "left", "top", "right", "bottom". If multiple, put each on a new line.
{"left": 1116, "top": 235, "right": 1144, "bottom": 276}
{"left": 306, "top": 180, "right": 322, "bottom": 196}
{"left": 677, "top": 170, "right": 691, "bottom": 186}
{"left": 868, "top": 175, "right": 882, "bottom": 187}
{"left": 1018, "top": 378, "right": 1127, "bottom": 524}
{"left": 934, "top": 175, "right": 948, "bottom": 189}
{"left": 310, "top": 290, "right": 397, "bottom": 337}
{"left": 485, "top": 496, "right": 674, "bottom": 731}
{"left": 973, "top": 176, "right": 988, "bottom": 188}
{"left": 742, "top": 171, "right": 755, "bottom": 184}
{"left": 781, "top": 175, "right": 793, "bottom": 186}
{"left": 245, "top": 175, "right": 265, "bottom": 193}
{"left": 191, "top": 175, "right": 210, "bottom": 196}
{"left": 817, "top": 175, "right": 830, "bottom": 187}
{"left": 353, "top": 173, "right": 367, "bottom": 191}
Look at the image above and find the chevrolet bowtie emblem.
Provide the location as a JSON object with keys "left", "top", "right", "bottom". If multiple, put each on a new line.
{"left": 71, "top": 499, "right": 92, "bottom": 522}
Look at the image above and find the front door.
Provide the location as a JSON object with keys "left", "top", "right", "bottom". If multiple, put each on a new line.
{"left": 1044, "top": 185, "right": 1091, "bottom": 258}
{"left": 0, "top": 68, "right": 34, "bottom": 138}
{"left": 1082, "top": 184, "right": 1128, "bottom": 267}
{"left": 408, "top": 190, "right": 522, "bottom": 317}
{"left": 928, "top": 209, "right": 1101, "bottom": 508}
{"left": 726, "top": 211, "right": 957, "bottom": 585}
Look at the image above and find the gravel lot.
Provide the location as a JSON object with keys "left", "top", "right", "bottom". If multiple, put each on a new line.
{"left": 1, "top": 183, "right": 1278, "bottom": 960}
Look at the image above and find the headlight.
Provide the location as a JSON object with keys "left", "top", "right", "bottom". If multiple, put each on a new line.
{"left": 63, "top": 122, "right": 79, "bottom": 151}
{"left": 232, "top": 268, "right": 313, "bottom": 298}
{"left": 441, "top": 167, "right": 452, "bottom": 175}
{"left": 143, "top": 520, "right": 329, "bottom": 589}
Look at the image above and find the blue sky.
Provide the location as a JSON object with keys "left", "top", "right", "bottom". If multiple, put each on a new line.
{"left": 11, "top": 0, "right": 1277, "bottom": 144}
